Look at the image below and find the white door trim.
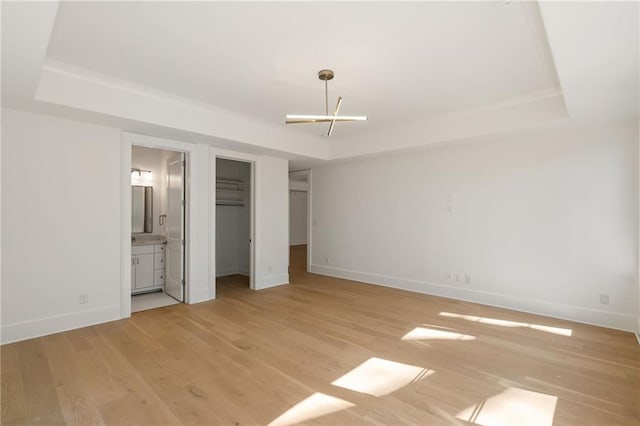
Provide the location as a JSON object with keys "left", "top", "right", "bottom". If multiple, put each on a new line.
{"left": 210, "top": 148, "right": 260, "bottom": 296}
{"left": 121, "top": 132, "right": 204, "bottom": 318}
{"left": 307, "top": 170, "right": 312, "bottom": 272}
{"left": 165, "top": 153, "right": 186, "bottom": 302}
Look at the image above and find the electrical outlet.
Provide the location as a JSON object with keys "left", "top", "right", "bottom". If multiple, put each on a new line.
{"left": 79, "top": 294, "right": 88, "bottom": 304}
{"left": 455, "top": 273, "right": 461, "bottom": 283}
{"left": 465, "top": 274, "right": 472, "bottom": 284}
{"left": 445, "top": 272, "right": 452, "bottom": 282}
{"left": 599, "top": 294, "right": 610, "bottom": 305}
{"left": 324, "top": 257, "right": 329, "bottom": 264}
{"left": 268, "top": 265, "right": 272, "bottom": 273}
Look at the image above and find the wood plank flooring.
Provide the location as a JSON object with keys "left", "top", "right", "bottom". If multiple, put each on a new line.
{"left": 2, "top": 245, "right": 639, "bottom": 425}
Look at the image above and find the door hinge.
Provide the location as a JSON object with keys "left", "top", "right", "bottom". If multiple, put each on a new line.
{"left": 181, "top": 279, "right": 185, "bottom": 286}
{"left": 181, "top": 239, "right": 185, "bottom": 246}
{"left": 181, "top": 199, "right": 185, "bottom": 206}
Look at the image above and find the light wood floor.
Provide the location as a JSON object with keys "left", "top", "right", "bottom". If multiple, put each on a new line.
{"left": 2, "top": 245, "right": 639, "bottom": 425}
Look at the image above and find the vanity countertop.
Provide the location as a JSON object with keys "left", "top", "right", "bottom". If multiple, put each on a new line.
{"left": 132, "top": 238, "right": 167, "bottom": 246}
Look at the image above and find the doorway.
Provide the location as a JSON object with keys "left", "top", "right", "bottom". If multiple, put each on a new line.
{"left": 130, "top": 145, "right": 186, "bottom": 313}
{"left": 288, "top": 170, "right": 311, "bottom": 274}
{"left": 215, "top": 157, "right": 253, "bottom": 296}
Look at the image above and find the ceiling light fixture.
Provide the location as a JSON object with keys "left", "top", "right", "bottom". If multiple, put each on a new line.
{"left": 131, "top": 168, "right": 152, "bottom": 185}
{"left": 285, "top": 69, "right": 367, "bottom": 136}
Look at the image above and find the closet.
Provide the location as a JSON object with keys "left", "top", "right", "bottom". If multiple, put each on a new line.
{"left": 215, "top": 158, "right": 251, "bottom": 280}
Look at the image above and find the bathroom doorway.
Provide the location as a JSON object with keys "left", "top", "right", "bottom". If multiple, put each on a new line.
{"left": 130, "top": 145, "right": 186, "bottom": 312}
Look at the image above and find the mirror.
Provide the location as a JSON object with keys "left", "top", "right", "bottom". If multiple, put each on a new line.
{"left": 132, "top": 186, "right": 153, "bottom": 233}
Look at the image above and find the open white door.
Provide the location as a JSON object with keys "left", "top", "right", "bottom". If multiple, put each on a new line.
{"left": 166, "top": 153, "right": 185, "bottom": 302}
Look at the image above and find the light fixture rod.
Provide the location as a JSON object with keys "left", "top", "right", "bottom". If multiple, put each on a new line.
{"left": 328, "top": 96, "right": 343, "bottom": 137}
{"left": 325, "top": 79, "right": 328, "bottom": 116}
{"left": 286, "top": 114, "right": 367, "bottom": 121}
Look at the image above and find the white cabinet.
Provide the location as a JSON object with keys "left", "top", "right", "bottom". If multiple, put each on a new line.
{"left": 153, "top": 244, "right": 165, "bottom": 286}
{"left": 134, "top": 253, "right": 154, "bottom": 289}
{"left": 132, "top": 243, "right": 166, "bottom": 294}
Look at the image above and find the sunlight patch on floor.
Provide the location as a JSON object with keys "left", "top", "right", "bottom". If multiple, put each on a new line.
{"left": 402, "top": 326, "right": 476, "bottom": 341}
{"left": 456, "top": 387, "right": 558, "bottom": 426}
{"left": 268, "top": 392, "right": 355, "bottom": 426}
{"left": 439, "top": 312, "right": 572, "bottom": 336}
{"left": 332, "top": 357, "right": 434, "bottom": 397}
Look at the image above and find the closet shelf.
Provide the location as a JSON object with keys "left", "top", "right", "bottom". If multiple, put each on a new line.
{"left": 216, "top": 178, "right": 245, "bottom": 206}
{"left": 217, "top": 200, "right": 244, "bottom": 206}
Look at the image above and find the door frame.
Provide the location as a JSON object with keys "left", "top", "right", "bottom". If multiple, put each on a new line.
{"left": 121, "top": 133, "right": 200, "bottom": 318}
{"left": 212, "top": 152, "right": 257, "bottom": 293}
{"left": 165, "top": 152, "right": 186, "bottom": 302}
{"left": 288, "top": 169, "right": 312, "bottom": 272}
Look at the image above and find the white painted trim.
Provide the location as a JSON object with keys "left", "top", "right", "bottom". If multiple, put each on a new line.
{"left": 216, "top": 271, "right": 237, "bottom": 278}
{"left": 122, "top": 133, "right": 207, "bottom": 315}
{"left": 121, "top": 133, "right": 132, "bottom": 318}
{"left": 1, "top": 304, "right": 121, "bottom": 345}
{"left": 37, "top": 60, "right": 330, "bottom": 160}
{"left": 637, "top": 117, "right": 639, "bottom": 347}
{"left": 188, "top": 285, "right": 211, "bottom": 305}
{"left": 290, "top": 241, "right": 308, "bottom": 246}
{"left": 216, "top": 270, "right": 251, "bottom": 278}
{"left": 309, "top": 264, "right": 636, "bottom": 332}
{"left": 208, "top": 148, "right": 216, "bottom": 299}
{"left": 307, "top": 170, "right": 312, "bottom": 273}
{"left": 250, "top": 160, "right": 257, "bottom": 290}
{"left": 258, "top": 274, "right": 290, "bottom": 290}
{"left": 216, "top": 268, "right": 241, "bottom": 278}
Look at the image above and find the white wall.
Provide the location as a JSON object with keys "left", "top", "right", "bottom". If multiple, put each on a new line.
{"left": 215, "top": 158, "right": 250, "bottom": 277}
{"left": 290, "top": 190, "right": 308, "bottom": 245}
{"left": 2, "top": 108, "right": 122, "bottom": 342}
{"left": 1, "top": 110, "right": 292, "bottom": 343}
{"left": 311, "top": 120, "right": 638, "bottom": 331}
{"left": 257, "top": 156, "right": 290, "bottom": 288}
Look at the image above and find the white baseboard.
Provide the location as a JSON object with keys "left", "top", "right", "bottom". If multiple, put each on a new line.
{"left": 216, "top": 269, "right": 250, "bottom": 278}
{"left": 187, "top": 285, "right": 212, "bottom": 304}
{"left": 216, "top": 268, "right": 240, "bottom": 278}
{"left": 309, "top": 264, "right": 635, "bottom": 332}
{"left": 1, "top": 304, "right": 121, "bottom": 345}
{"left": 256, "top": 273, "right": 289, "bottom": 290}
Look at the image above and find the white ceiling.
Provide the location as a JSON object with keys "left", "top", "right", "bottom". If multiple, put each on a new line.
{"left": 2, "top": 1, "right": 638, "bottom": 167}
{"left": 47, "top": 1, "right": 559, "bottom": 138}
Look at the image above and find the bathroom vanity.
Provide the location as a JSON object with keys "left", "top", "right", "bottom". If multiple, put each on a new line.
{"left": 131, "top": 240, "right": 166, "bottom": 294}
